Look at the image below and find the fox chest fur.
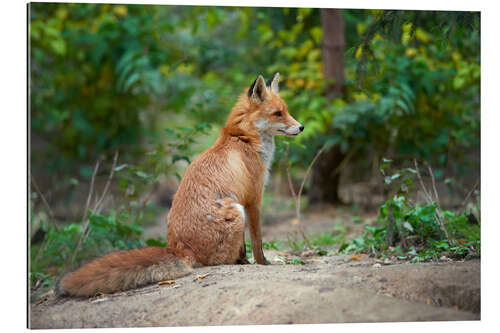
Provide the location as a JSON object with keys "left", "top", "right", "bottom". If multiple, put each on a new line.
{"left": 256, "top": 132, "right": 275, "bottom": 186}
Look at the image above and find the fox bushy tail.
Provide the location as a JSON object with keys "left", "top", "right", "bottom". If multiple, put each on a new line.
{"left": 58, "top": 247, "right": 195, "bottom": 297}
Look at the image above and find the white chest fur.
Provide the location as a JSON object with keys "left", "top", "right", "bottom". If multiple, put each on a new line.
{"left": 257, "top": 133, "right": 275, "bottom": 186}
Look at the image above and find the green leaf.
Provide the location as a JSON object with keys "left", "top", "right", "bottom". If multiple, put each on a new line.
{"left": 135, "top": 170, "right": 149, "bottom": 179}
{"left": 114, "top": 164, "right": 128, "bottom": 172}
{"left": 123, "top": 72, "right": 141, "bottom": 91}
{"left": 310, "top": 26, "right": 322, "bottom": 44}
{"left": 146, "top": 238, "right": 167, "bottom": 247}
{"left": 50, "top": 39, "right": 67, "bottom": 55}
{"left": 391, "top": 173, "right": 401, "bottom": 180}
{"left": 403, "top": 221, "right": 414, "bottom": 232}
{"left": 292, "top": 257, "right": 306, "bottom": 265}
{"left": 338, "top": 243, "right": 349, "bottom": 253}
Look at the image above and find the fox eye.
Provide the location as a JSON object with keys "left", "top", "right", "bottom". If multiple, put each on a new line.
{"left": 273, "top": 111, "right": 282, "bottom": 117}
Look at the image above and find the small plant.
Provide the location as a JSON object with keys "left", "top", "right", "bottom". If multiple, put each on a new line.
{"left": 339, "top": 225, "right": 386, "bottom": 254}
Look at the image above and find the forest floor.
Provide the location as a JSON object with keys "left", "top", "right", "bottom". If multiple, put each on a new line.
{"left": 29, "top": 203, "right": 480, "bottom": 328}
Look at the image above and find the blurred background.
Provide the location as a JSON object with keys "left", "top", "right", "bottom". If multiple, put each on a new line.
{"left": 29, "top": 3, "right": 480, "bottom": 286}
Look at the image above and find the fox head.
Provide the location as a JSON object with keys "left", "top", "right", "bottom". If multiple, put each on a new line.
{"left": 225, "top": 73, "right": 304, "bottom": 138}
{"left": 248, "top": 73, "right": 304, "bottom": 137}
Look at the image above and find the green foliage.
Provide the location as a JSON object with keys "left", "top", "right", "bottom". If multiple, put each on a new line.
{"left": 338, "top": 156, "right": 480, "bottom": 261}
{"left": 340, "top": 196, "right": 479, "bottom": 261}
{"left": 443, "top": 210, "right": 481, "bottom": 242}
{"left": 346, "top": 12, "right": 479, "bottom": 173}
{"left": 262, "top": 240, "right": 282, "bottom": 250}
{"left": 87, "top": 211, "right": 144, "bottom": 250}
{"left": 30, "top": 3, "right": 275, "bottom": 181}
{"left": 30, "top": 4, "right": 166, "bottom": 170}
{"left": 309, "top": 224, "right": 346, "bottom": 248}
{"left": 29, "top": 272, "right": 57, "bottom": 290}
{"left": 381, "top": 196, "right": 443, "bottom": 243}
{"left": 265, "top": 9, "right": 479, "bottom": 188}
{"left": 339, "top": 225, "right": 386, "bottom": 254}
{"left": 146, "top": 237, "right": 168, "bottom": 247}
{"left": 30, "top": 207, "right": 172, "bottom": 288}
{"left": 340, "top": 204, "right": 479, "bottom": 262}
{"left": 30, "top": 210, "right": 145, "bottom": 280}
{"left": 31, "top": 4, "right": 479, "bottom": 191}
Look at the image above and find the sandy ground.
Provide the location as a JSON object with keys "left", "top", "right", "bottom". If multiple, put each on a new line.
{"left": 29, "top": 205, "right": 480, "bottom": 328}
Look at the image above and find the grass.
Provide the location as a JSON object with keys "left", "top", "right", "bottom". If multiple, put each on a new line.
{"left": 244, "top": 222, "right": 347, "bottom": 264}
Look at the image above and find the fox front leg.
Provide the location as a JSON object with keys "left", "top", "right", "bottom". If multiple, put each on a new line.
{"left": 246, "top": 204, "right": 269, "bottom": 265}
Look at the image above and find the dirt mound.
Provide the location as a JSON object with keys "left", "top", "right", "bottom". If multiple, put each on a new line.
{"left": 30, "top": 255, "right": 479, "bottom": 328}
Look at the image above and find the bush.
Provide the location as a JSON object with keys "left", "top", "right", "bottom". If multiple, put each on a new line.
{"left": 338, "top": 158, "right": 480, "bottom": 261}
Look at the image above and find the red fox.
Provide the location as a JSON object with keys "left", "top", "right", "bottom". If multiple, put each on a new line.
{"left": 59, "top": 73, "right": 304, "bottom": 296}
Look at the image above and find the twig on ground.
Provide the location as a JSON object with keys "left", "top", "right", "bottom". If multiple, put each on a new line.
{"left": 413, "top": 159, "right": 433, "bottom": 204}
{"left": 285, "top": 144, "right": 326, "bottom": 250}
{"left": 296, "top": 144, "right": 327, "bottom": 218}
{"left": 82, "top": 157, "right": 102, "bottom": 223}
{"left": 81, "top": 151, "right": 121, "bottom": 249}
{"left": 94, "top": 151, "right": 119, "bottom": 214}
{"left": 425, "top": 161, "right": 442, "bottom": 212}
{"left": 287, "top": 144, "right": 326, "bottom": 221}
{"left": 424, "top": 162, "right": 451, "bottom": 241}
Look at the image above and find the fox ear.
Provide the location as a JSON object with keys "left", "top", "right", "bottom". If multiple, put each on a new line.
{"left": 248, "top": 75, "right": 268, "bottom": 103}
{"left": 265, "top": 72, "right": 280, "bottom": 94}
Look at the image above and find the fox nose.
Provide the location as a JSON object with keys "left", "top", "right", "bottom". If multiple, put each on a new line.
{"left": 299, "top": 125, "right": 304, "bottom": 132}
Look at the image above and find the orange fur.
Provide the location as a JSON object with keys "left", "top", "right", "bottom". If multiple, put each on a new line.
{"left": 58, "top": 74, "right": 303, "bottom": 297}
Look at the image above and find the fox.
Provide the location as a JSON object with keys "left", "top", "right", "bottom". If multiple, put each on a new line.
{"left": 58, "top": 73, "right": 304, "bottom": 297}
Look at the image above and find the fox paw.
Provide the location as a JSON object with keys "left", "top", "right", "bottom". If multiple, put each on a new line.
{"left": 236, "top": 258, "right": 251, "bottom": 265}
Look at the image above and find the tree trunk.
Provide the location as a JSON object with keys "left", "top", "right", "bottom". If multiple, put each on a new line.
{"left": 309, "top": 9, "right": 346, "bottom": 205}
{"left": 320, "top": 8, "right": 345, "bottom": 97}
